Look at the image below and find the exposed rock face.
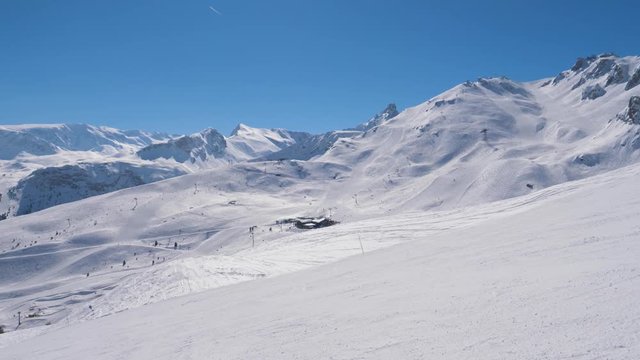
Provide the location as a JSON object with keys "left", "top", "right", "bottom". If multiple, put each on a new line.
{"left": 626, "top": 66, "right": 640, "bottom": 91}
{"left": 605, "top": 64, "right": 626, "bottom": 87}
{"left": 557, "top": 54, "right": 630, "bottom": 89}
{"left": 628, "top": 97, "right": 640, "bottom": 124}
{"left": 552, "top": 71, "right": 568, "bottom": 85}
{"left": 354, "top": 103, "right": 400, "bottom": 131}
{"left": 585, "top": 58, "right": 616, "bottom": 80}
{"left": 616, "top": 96, "right": 640, "bottom": 125}
{"left": 571, "top": 77, "right": 586, "bottom": 90}
{"left": 581, "top": 84, "right": 606, "bottom": 100}
{"left": 264, "top": 103, "right": 400, "bottom": 161}
{"left": 263, "top": 130, "right": 361, "bottom": 161}
{"left": 574, "top": 153, "right": 601, "bottom": 167}
{"left": 189, "top": 129, "right": 227, "bottom": 161}
{"left": 571, "top": 56, "right": 597, "bottom": 72}
{"left": 137, "top": 128, "right": 227, "bottom": 163}
{"left": 379, "top": 103, "right": 399, "bottom": 120}
{"left": 9, "top": 162, "right": 185, "bottom": 215}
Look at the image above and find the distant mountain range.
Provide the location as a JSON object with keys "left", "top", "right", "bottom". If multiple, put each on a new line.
{"left": 1, "top": 54, "right": 640, "bottom": 219}
{"left": 0, "top": 104, "right": 399, "bottom": 217}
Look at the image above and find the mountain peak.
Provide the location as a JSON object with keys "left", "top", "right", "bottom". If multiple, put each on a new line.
{"left": 230, "top": 123, "right": 250, "bottom": 137}
{"left": 200, "top": 127, "right": 223, "bottom": 137}
{"left": 352, "top": 103, "right": 399, "bottom": 131}
{"left": 551, "top": 53, "right": 638, "bottom": 87}
{"left": 138, "top": 127, "right": 226, "bottom": 163}
{"left": 379, "top": 103, "right": 399, "bottom": 120}
{"left": 571, "top": 53, "right": 617, "bottom": 71}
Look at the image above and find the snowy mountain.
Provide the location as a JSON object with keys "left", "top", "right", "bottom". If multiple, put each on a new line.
{"left": 314, "top": 54, "right": 640, "bottom": 210}
{"left": 137, "top": 125, "right": 316, "bottom": 164}
{"left": 226, "top": 123, "right": 313, "bottom": 160}
{"left": 10, "top": 162, "right": 186, "bottom": 216}
{"left": 137, "top": 128, "right": 228, "bottom": 164}
{"left": 4, "top": 162, "right": 640, "bottom": 359}
{"left": 263, "top": 129, "right": 361, "bottom": 161}
{"left": 2, "top": 53, "right": 640, "bottom": 358}
{"left": 0, "top": 107, "right": 404, "bottom": 219}
{"left": 0, "top": 123, "right": 170, "bottom": 160}
{"left": 351, "top": 103, "right": 399, "bottom": 131}
{"left": 263, "top": 104, "right": 399, "bottom": 161}
{"left": 0, "top": 124, "right": 314, "bottom": 218}
{"left": 0, "top": 125, "right": 178, "bottom": 219}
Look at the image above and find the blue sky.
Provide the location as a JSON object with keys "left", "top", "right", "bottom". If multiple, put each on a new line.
{"left": 1, "top": 0, "right": 639, "bottom": 135}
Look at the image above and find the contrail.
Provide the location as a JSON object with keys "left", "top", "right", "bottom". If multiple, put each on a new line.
{"left": 208, "top": 5, "right": 222, "bottom": 15}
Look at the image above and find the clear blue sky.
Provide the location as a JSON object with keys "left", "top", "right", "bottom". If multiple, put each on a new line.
{"left": 1, "top": 0, "right": 639, "bottom": 135}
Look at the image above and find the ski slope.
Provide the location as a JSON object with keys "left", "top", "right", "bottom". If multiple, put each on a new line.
{"left": 0, "top": 123, "right": 314, "bottom": 218}
{"left": 1, "top": 53, "right": 640, "bottom": 357}
{"left": 0, "top": 159, "right": 361, "bottom": 337}
{"left": 3, "top": 160, "right": 640, "bottom": 359}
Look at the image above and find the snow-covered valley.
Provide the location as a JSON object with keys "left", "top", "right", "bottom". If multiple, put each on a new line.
{"left": 1, "top": 53, "right": 640, "bottom": 358}
{"left": 3, "top": 154, "right": 640, "bottom": 359}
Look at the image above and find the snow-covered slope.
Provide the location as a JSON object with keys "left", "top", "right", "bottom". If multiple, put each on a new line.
{"left": 10, "top": 162, "right": 186, "bottom": 215}
{"left": 137, "top": 128, "right": 228, "bottom": 164}
{"left": 3, "top": 158, "right": 640, "bottom": 359}
{"left": 137, "top": 125, "right": 314, "bottom": 165}
{"left": 315, "top": 54, "right": 640, "bottom": 211}
{"left": 0, "top": 125, "right": 179, "bottom": 219}
{"left": 263, "top": 104, "right": 399, "bottom": 161}
{"left": 226, "top": 123, "right": 313, "bottom": 160}
{"left": 351, "top": 103, "right": 399, "bottom": 131}
{"left": 263, "top": 129, "right": 361, "bottom": 161}
{"left": 0, "top": 124, "right": 170, "bottom": 160}
{"left": 0, "top": 106, "right": 393, "bottom": 217}
{"left": 2, "top": 54, "right": 640, "bottom": 356}
{"left": 0, "top": 124, "right": 313, "bottom": 217}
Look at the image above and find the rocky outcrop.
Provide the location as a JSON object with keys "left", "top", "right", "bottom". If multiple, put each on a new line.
{"left": 571, "top": 56, "right": 597, "bottom": 72}
{"left": 557, "top": 54, "right": 630, "bottom": 88}
{"left": 574, "top": 153, "right": 601, "bottom": 167}
{"left": 581, "top": 84, "right": 606, "bottom": 100}
{"left": 626, "top": 66, "right": 640, "bottom": 91}
{"left": 616, "top": 96, "right": 640, "bottom": 125}
{"left": 605, "top": 63, "right": 626, "bottom": 87}
{"left": 263, "top": 130, "right": 361, "bottom": 161}
{"left": 138, "top": 128, "right": 227, "bottom": 163}
{"left": 552, "top": 71, "right": 568, "bottom": 85}
{"left": 353, "top": 103, "right": 400, "bottom": 132}
{"left": 9, "top": 162, "right": 185, "bottom": 215}
{"left": 265, "top": 103, "right": 400, "bottom": 161}
{"left": 627, "top": 97, "right": 640, "bottom": 125}
{"left": 585, "top": 58, "right": 617, "bottom": 80}
{"left": 571, "top": 77, "right": 586, "bottom": 90}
